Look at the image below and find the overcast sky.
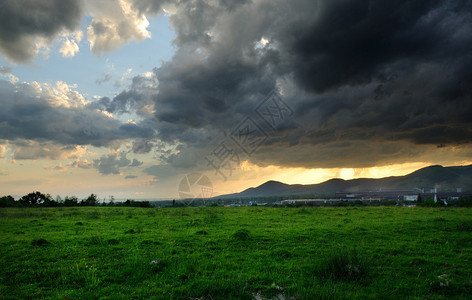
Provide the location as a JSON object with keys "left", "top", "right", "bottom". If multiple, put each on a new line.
{"left": 0, "top": 0, "right": 471, "bottom": 200}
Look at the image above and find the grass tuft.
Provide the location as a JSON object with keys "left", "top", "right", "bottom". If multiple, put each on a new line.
{"left": 89, "top": 235, "right": 103, "bottom": 245}
{"left": 232, "top": 229, "right": 251, "bottom": 241}
{"left": 317, "top": 248, "right": 369, "bottom": 281}
{"left": 107, "top": 239, "right": 119, "bottom": 245}
{"left": 31, "top": 238, "right": 50, "bottom": 246}
{"left": 270, "top": 249, "right": 292, "bottom": 260}
{"left": 456, "top": 220, "right": 472, "bottom": 232}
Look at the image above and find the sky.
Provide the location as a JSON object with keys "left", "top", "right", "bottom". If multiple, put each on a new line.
{"left": 0, "top": 0, "right": 471, "bottom": 200}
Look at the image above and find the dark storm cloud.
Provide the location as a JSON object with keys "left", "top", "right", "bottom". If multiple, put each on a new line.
{"left": 285, "top": 0, "right": 447, "bottom": 92}
{"left": 130, "top": 0, "right": 472, "bottom": 171}
{"left": 0, "top": 80, "right": 156, "bottom": 149}
{"left": 131, "top": 138, "right": 154, "bottom": 154}
{"left": 93, "top": 73, "right": 159, "bottom": 118}
{"left": 1, "top": 0, "right": 468, "bottom": 174}
{"left": 93, "top": 152, "right": 143, "bottom": 175}
{"left": 0, "top": 0, "right": 83, "bottom": 62}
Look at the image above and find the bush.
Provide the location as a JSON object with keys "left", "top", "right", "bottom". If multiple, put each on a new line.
{"left": 457, "top": 196, "right": 472, "bottom": 207}
{"left": 353, "top": 200, "right": 364, "bottom": 206}
{"left": 420, "top": 198, "right": 440, "bottom": 207}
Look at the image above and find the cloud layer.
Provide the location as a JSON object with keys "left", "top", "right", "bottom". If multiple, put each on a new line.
{"left": 0, "top": 80, "right": 155, "bottom": 146}
{"left": 0, "top": 0, "right": 471, "bottom": 184}
{"left": 131, "top": 0, "right": 472, "bottom": 175}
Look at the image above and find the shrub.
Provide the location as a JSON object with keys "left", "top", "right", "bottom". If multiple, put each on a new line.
{"left": 457, "top": 196, "right": 472, "bottom": 207}
{"left": 353, "top": 200, "right": 364, "bottom": 206}
{"left": 420, "top": 198, "right": 440, "bottom": 207}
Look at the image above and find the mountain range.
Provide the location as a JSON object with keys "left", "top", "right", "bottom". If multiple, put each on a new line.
{"left": 216, "top": 165, "right": 472, "bottom": 199}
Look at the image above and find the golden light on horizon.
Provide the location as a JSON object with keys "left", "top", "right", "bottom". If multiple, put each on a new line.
{"left": 210, "top": 160, "right": 472, "bottom": 197}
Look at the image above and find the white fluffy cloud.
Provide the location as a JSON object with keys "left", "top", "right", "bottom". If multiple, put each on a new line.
{"left": 0, "top": 0, "right": 162, "bottom": 62}
{"left": 59, "top": 31, "right": 83, "bottom": 57}
{"left": 42, "top": 81, "right": 88, "bottom": 108}
{"left": 0, "top": 65, "right": 18, "bottom": 84}
{"left": 86, "top": 0, "right": 152, "bottom": 54}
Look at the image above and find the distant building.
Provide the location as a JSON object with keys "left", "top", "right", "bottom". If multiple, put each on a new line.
{"left": 404, "top": 195, "right": 418, "bottom": 201}
{"left": 281, "top": 199, "right": 327, "bottom": 205}
{"left": 335, "top": 189, "right": 416, "bottom": 201}
{"left": 361, "top": 197, "right": 382, "bottom": 201}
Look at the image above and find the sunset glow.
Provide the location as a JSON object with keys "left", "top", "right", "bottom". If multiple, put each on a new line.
{"left": 0, "top": 0, "right": 470, "bottom": 200}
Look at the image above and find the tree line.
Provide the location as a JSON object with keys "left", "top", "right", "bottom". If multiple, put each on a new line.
{"left": 0, "top": 192, "right": 150, "bottom": 208}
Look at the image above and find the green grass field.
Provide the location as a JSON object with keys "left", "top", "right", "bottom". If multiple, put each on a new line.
{"left": 1, "top": 206, "right": 471, "bottom": 299}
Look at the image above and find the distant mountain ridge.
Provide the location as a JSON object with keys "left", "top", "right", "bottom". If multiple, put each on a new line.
{"left": 216, "top": 165, "right": 472, "bottom": 198}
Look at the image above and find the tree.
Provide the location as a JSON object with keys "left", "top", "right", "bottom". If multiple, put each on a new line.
{"left": 123, "top": 199, "right": 151, "bottom": 207}
{"left": 64, "top": 196, "right": 78, "bottom": 207}
{"left": 19, "top": 192, "right": 48, "bottom": 206}
{"left": 42, "top": 193, "right": 59, "bottom": 207}
{"left": 0, "top": 195, "right": 16, "bottom": 207}
{"left": 81, "top": 193, "right": 98, "bottom": 206}
{"left": 108, "top": 195, "right": 115, "bottom": 206}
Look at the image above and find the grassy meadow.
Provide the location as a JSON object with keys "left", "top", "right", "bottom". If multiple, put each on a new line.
{"left": 0, "top": 206, "right": 471, "bottom": 299}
